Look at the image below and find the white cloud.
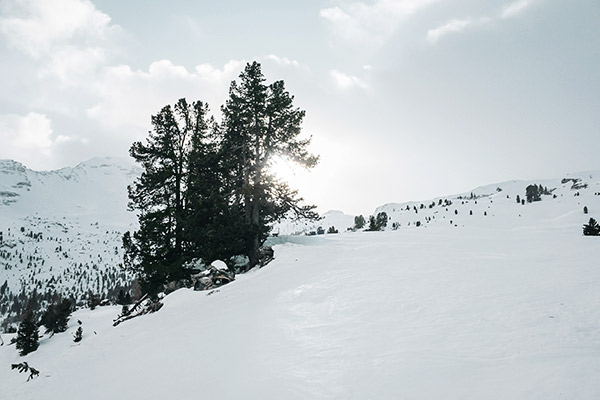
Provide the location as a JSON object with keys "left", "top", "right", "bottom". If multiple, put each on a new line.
{"left": 426, "top": 17, "right": 491, "bottom": 43}
{"left": 0, "top": 0, "right": 119, "bottom": 84}
{"left": 501, "top": 0, "right": 537, "bottom": 19}
{"left": 330, "top": 70, "right": 369, "bottom": 90}
{"left": 320, "top": 0, "right": 441, "bottom": 43}
{"left": 425, "top": 0, "right": 540, "bottom": 44}
{"left": 87, "top": 60, "right": 246, "bottom": 136}
{"left": 0, "top": 112, "right": 70, "bottom": 168}
{"left": 265, "top": 54, "right": 300, "bottom": 68}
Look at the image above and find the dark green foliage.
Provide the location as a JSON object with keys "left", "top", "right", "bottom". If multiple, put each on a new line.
{"left": 327, "top": 226, "right": 338, "bottom": 234}
{"left": 16, "top": 305, "right": 38, "bottom": 356}
{"left": 367, "top": 212, "right": 388, "bottom": 231}
{"left": 116, "top": 289, "right": 132, "bottom": 305}
{"left": 220, "top": 62, "right": 318, "bottom": 267}
{"left": 123, "top": 98, "right": 205, "bottom": 295}
{"left": 583, "top": 218, "right": 600, "bottom": 236}
{"left": 87, "top": 292, "right": 101, "bottom": 310}
{"left": 124, "top": 62, "right": 318, "bottom": 295}
{"left": 516, "top": 194, "right": 520, "bottom": 203}
{"left": 525, "top": 184, "right": 550, "bottom": 203}
{"left": 40, "top": 298, "right": 72, "bottom": 335}
{"left": 73, "top": 326, "right": 83, "bottom": 343}
{"left": 583, "top": 206, "right": 588, "bottom": 214}
{"left": 354, "top": 215, "right": 366, "bottom": 230}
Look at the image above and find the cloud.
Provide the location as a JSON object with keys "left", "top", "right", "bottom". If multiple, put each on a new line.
{"left": 320, "top": 0, "right": 440, "bottom": 43}
{"left": 0, "top": 0, "right": 119, "bottom": 84}
{"left": 501, "top": 0, "right": 537, "bottom": 19}
{"left": 87, "top": 60, "right": 246, "bottom": 136}
{"left": 426, "top": 17, "right": 491, "bottom": 43}
{"left": 425, "top": 0, "right": 540, "bottom": 43}
{"left": 265, "top": 54, "right": 300, "bottom": 68}
{"left": 330, "top": 70, "right": 369, "bottom": 90}
{"left": 0, "top": 112, "right": 70, "bottom": 168}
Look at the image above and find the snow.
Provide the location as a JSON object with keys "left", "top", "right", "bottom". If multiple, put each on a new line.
{"left": 2, "top": 220, "right": 600, "bottom": 398}
{"left": 0, "top": 157, "right": 139, "bottom": 328}
{"left": 1, "top": 164, "right": 600, "bottom": 398}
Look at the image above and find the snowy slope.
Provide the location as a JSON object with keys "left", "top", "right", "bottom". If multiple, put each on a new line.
{"left": 374, "top": 170, "right": 600, "bottom": 231}
{"left": 1, "top": 223, "right": 599, "bottom": 399}
{"left": 1, "top": 169, "right": 600, "bottom": 399}
{"left": 0, "top": 157, "right": 140, "bottom": 330}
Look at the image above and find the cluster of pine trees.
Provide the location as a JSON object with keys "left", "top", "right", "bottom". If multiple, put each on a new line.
{"left": 123, "top": 62, "right": 318, "bottom": 296}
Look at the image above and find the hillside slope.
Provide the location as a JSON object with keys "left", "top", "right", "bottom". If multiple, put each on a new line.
{"left": 0, "top": 157, "right": 139, "bottom": 330}
{"left": 1, "top": 222, "right": 599, "bottom": 399}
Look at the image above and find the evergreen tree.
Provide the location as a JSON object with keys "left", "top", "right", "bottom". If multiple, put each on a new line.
{"left": 525, "top": 184, "right": 541, "bottom": 202}
{"left": 16, "top": 305, "right": 38, "bottom": 356}
{"left": 220, "top": 62, "right": 318, "bottom": 267}
{"left": 583, "top": 218, "right": 600, "bottom": 236}
{"left": 516, "top": 194, "right": 520, "bottom": 204}
{"left": 367, "top": 212, "right": 388, "bottom": 231}
{"left": 583, "top": 206, "right": 588, "bottom": 214}
{"left": 354, "top": 215, "right": 366, "bottom": 230}
{"left": 185, "top": 107, "right": 246, "bottom": 265}
{"left": 124, "top": 98, "right": 203, "bottom": 295}
{"left": 40, "top": 298, "right": 72, "bottom": 335}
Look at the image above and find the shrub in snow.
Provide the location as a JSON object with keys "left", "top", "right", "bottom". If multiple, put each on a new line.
{"left": 11, "top": 362, "right": 39, "bottom": 381}
{"left": 583, "top": 206, "right": 588, "bottom": 214}
{"left": 327, "top": 226, "right": 338, "bottom": 234}
{"left": 73, "top": 326, "right": 83, "bottom": 343}
{"left": 583, "top": 218, "right": 600, "bottom": 236}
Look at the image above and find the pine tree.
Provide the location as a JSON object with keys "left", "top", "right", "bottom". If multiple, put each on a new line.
{"left": 525, "top": 184, "right": 541, "bottom": 202}
{"left": 185, "top": 107, "right": 246, "bottom": 265}
{"left": 124, "top": 99, "right": 203, "bottom": 295}
{"left": 354, "top": 215, "right": 366, "bottom": 230}
{"left": 583, "top": 218, "right": 600, "bottom": 236}
{"left": 583, "top": 206, "right": 588, "bottom": 214}
{"left": 16, "top": 304, "right": 38, "bottom": 356}
{"left": 221, "top": 62, "right": 318, "bottom": 267}
{"left": 516, "top": 194, "right": 520, "bottom": 204}
{"left": 40, "top": 298, "right": 72, "bottom": 335}
{"left": 367, "top": 212, "right": 388, "bottom": 231}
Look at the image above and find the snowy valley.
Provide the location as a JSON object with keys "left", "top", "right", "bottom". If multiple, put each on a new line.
{"left": 1, "top": 161, "right": 600, "bottom": 399}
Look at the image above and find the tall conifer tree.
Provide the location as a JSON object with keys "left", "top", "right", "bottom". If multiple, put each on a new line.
{"left": 221, "top": 62, "right": 318, "bottom": 267}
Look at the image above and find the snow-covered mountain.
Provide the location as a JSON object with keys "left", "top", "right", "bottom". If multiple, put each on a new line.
{"left": 0, "top": 157, "right": 140, "bottom": 330}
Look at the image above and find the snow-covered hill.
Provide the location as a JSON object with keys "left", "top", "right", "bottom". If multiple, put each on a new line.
{"left": 373, "top": 171, "right": 600, "bottom": 232}
{"left": 1, "top": 213, "right": 599, "bottom": 399}
{"left": 1, "top": 165, "right": 600, "bottom": 399}
{"left": 0, "top": 157, "right": 140, "bottom": 330}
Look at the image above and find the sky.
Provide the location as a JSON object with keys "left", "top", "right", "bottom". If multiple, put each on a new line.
{"left": 0, "top": 0, "right": 598, "bottom": 215}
